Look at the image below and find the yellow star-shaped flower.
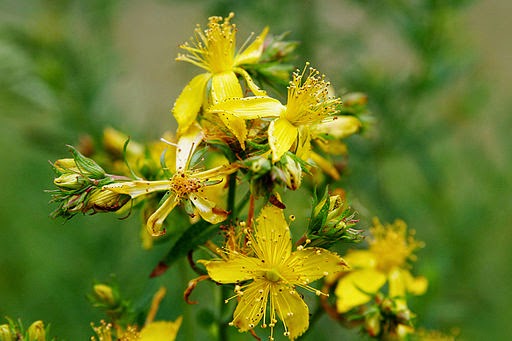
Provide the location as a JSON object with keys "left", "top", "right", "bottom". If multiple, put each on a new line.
{"left": 172, "top": 12, "right": 268, "bottom": 144}
{"left": 102, "top": 124, "right": 238, "bottom": 236}
{"left": 209, "top": 63, "right": 341, "bottom": 162}
{"left": 201, "top": 204, "right": 348, "bottom": 340}
{"left": 335, "top": 218, "right": 428, "bottom": 313}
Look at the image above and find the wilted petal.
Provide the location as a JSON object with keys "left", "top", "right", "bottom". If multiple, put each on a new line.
{"left": 175, "top": 124, "right": 204, "bottom": 171}
{"left": 335, "top": 269, "right": 386, "bottom": 313}
{"left": 189, "top": 194, "right": 228, "bottom": 224}
{"left": 103, "top": 180, "right": 171, "bottom": 199}
{"left": 146, "top": 194, "right": 179, "bottom": 236}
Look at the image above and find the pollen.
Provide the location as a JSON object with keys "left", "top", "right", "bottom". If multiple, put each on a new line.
{"left": 170, "top": 171, "right": 202, "bottom": 197}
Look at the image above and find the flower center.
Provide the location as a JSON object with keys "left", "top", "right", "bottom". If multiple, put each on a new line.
{"left": 264, "top": 268, "right": 281, "bottom": 282}
{"left": 170, "top": 171, "right": 202, "bottom": 197}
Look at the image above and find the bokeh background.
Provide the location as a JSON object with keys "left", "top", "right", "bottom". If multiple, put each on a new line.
{"left": 1, "top": 0, "right": 510, "bottom": 340}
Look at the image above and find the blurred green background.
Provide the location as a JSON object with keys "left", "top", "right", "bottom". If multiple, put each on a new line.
{"left": 1, "top": 0, "right": 510, "bottom": 340}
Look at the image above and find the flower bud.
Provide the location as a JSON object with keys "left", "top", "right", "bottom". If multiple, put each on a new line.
{"left": 364, "top": 313, "right": 381, "bottom": 337}
{"left": 87, "top": 188, "right": 130, "bottom": 213}
{"left": 307, "top": 188, "right": 362, "bottom": 247}
{"left": 93, "top": 284, "right": 117, "bottom": 306}
{"left": 342, "top": 92, "right": 368, "bottom": 107}
{"left": 0, "top": 324, "right": 13, "bottom": 341}
{"left": 67, "top": 145, "right": 106, "bottom": 179}
{"left": 27, "top": 321, "right": 46, "bottom": 341}
{"left": 279, "top": 154, "right": 302, "bottom": 190}
{"left": 53, "top": 173, "right": 88, "bottom": 190}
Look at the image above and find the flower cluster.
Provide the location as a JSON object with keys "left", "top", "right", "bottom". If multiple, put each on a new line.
{"left": 43, "top": 12, "right": 440, "bottom": 340}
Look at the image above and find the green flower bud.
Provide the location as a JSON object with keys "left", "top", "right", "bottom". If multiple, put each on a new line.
{"left": 67, "top": 145, "right": 106, "bottom": 179}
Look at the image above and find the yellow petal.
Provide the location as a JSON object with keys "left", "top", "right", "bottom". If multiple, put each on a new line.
{"left": 102, "top": 180, "right": 171, "bottom": 199}
{"left": 139, "top": 317, "right": 182, "bottom": 341}
{"left": 231, "top": 280, "right": 269, "bottom": 331}
{"left": 234, "top": 27, "right": 269, "bottom": 66}
{"left": 146, "top": 194, "right": 178, "bottom": 236}
{"left": 295, "top": 126, "right": 311, "bottom": 160}
{"left": 313, "top": 115, "right": 361, "bottom": 139}
{"left": 285, "top": 247, "right": 348, "bottom": 284}
{"left": 209, "top": 96, "right": 284, "bottom": 119}
{"left": 234, "top": 67, "right": 267, "bottom": 96}
{"left": 272, "top": 284, "right": 309, "bottom": 340}
{"left": 210, "top": 71, "right": 243, "bottom": 103}
{"left": 268, "top": 118, "right": 298, "bottom": 162}
{"left": 254, "top": 204, "right": 292, "bottom": 265}
{"left": 335, "top": 269, "right": 386, "bottom": 313}
{"left": 388, "top": 268, "right": 428, "bottom": 298}
{"left": 175, "top": 123, "right": 204, "bottom": 171}
{"left": 188, "top": 193, "right": 228, "bottom": 224}
{"left": 217, "top": 111, "right": 248, "bottom": 149}
{"left": 309, "top": 152, "right": 340, "bottom": 180}
{"left": 344, "top": 250, "right": 378, "bottom": 269}
{"left": 203, "top": 255, "right": 262, "bottom": 284}
{"left": 172, "top": 73, "right": 211, "bottom": 134}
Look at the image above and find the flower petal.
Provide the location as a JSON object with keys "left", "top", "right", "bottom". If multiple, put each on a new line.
{"left": 203, "top": 256, "right": 262, "bottom": 284}
{"left": 344, "top": 250, "right": 378, "bottom": 269}
{"left": 268, "top": 118, "right": 298, "bottom": 162}
{"left": 272, "top": 284, "right": 309, "bottom": 340}
{"left": 175, "top": 124, "right": 204, "bottom": 171}
{"left": 102, "top": 180, "right": 171, "bottom": 199}
{"left": 217, "top": 111, "right": 248, "bottom": 149}
{"left": 285, "top": 247, "right": 348, "bottom": 284}
{"left": 234, "top": 27, "right": 269, "bottom": 66}
{"left": 146, "top": 194, "right": 178, "bottom": 236}
{"left": 231, "top": 280, "right": 269, "bottom": 331}
{"left": 211, "top": 71, "right": 243, "bottom": 103}
{"left": 172, "top": 73, "right": 211, "bottom": 134}
{"left": 335, "top": 269, "right": 386, "bottom": 313}
{"left": 234, "top": 67, "right": 267, "bottom": 96}
{"left": 254, "top": 204, "right": 292, "bottom": 265}
{"left": 388, "top": 267, "right": 428, "bottom": 298}
{"left": 139, "top": 318, "right": 182, "bottom": 341}
{"left": 189, "top": 193, "right": 228, "bottom": 224}
{"left": 209, "top": 96, "right": 284, "bottom": 119}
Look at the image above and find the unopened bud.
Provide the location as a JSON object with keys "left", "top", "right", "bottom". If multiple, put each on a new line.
{"left": 364, "top": 314, "right": 381, "bottom": 337}
{"left": 0, "top": 324, "right": 13, "bottom": 341}
{"left": 67, "top": 145, "right": 106, "bottom": 179}
{"left": 281, "top": 155, "right": 302, "bottom": 190}
{"left": 87, "top": 189, "right": 130, "bottom": 213}
{"left": 27, "top": 321, "right": 46, "bottom": 341}
{"left": 342, "top": 92, "right": 368, "bottom": 107}
{"left": 93, "top": 284, "right": 116, "bottom": 306}
{"left": 53, "top": 173, "right": 88, "bottom": 190}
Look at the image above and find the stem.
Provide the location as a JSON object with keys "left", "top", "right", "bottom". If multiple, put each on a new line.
{"left": 227, "top": 172, "right": 237, "bottom": 225}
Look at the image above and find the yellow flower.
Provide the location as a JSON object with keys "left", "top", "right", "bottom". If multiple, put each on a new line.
{"left": 102, "top": 125, "right": 238, "bottom": 236}
{"left": 335, "top": 218, "right": 428, "bottom": 313}
{"left": 172, "top": 12, "right": 268, "bottom": 142}
{"left": 209, "top": 63, "right": 341, "bottom": 162}
{"left": 201, "top": 204, "right": 348, "bottom": 340}
{"left": 91, "top": 287, "right": 182, "bottom": 341}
